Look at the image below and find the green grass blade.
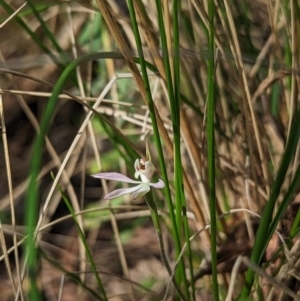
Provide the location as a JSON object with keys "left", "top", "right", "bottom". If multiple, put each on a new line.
{"left": 241, "top": 107, "right": 300, "bottom": 297}
{"left": 153, "top": 0, "right": 190, "bottom": 292}
{"left": 207, "top": 0, "right": 219, "bottom": 300}
{"left": 172, "top": 0, "right": 193, "bottom": 298}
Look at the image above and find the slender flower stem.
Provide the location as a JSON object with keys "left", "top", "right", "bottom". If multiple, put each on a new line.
{"left": 145, "top": 192, "right": 188, "bottom": 301}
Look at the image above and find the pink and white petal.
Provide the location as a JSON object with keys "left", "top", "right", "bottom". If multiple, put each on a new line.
{"left": 131, "top": 183, "right": 150, "bottom": 200}
{"left": 92, "top": 172, "right": 141, "bottom": 184}
{"left": 143, "top": 161, "right": 155, "bottom": 180}
{"left": 134, "top": 159, "right": 142, "bottom": 179}
{"left": 139, "top": 173, "right": 150, "bottom": 183}
{"left": 134, "top": 159, "right": 140, "bottom": 172}
{"left": 150, "top": 179, "right": 165, "bottom": 189}
{"left": 103, "top": 184, "right": 145, "bottom": 200}
{"left": 134, "top": 170, "right": 140, "bottom": 179}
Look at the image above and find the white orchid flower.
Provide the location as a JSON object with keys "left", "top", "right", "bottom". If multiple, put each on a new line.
{"left": 92, "top": 159, "right": 164, "bottom": 200}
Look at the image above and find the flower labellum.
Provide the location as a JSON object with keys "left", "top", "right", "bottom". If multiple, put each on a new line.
{"left": 92, "top": 159, "right": 164, "bottom": 200}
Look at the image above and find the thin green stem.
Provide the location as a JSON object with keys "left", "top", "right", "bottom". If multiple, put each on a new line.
{"left": 154, "top": 0, "right": 189, "bottom": 293}
{"left": 173, "top": 0, "right": 194, "bottom": 298}
{"left": 207, "top": 0, "right": 219, "bottom": 300}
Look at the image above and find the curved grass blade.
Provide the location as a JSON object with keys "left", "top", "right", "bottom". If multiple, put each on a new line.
{"left": 241, "top": 107, "right": 300, "bottom": 297}
{"left": 24, "top": 51, "right": 140, "bottom": 300}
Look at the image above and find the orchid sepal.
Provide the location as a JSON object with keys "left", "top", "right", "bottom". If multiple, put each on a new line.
{"left": 92, "top": 172, "right": 142, "bottom": 184}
